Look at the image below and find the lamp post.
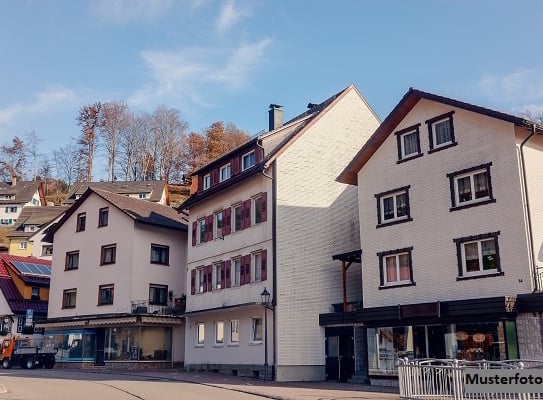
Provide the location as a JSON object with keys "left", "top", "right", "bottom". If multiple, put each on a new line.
{"left": 260, "top": 287, "right": 271, "bottom": 381}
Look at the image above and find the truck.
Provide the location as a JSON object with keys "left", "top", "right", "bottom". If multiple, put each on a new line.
{"left": 1, "top": 334, "right": 57, "bottom": 369}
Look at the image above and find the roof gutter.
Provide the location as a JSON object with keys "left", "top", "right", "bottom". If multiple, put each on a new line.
{"left": 518, "top": 123, "right": 538, "bottom": 292}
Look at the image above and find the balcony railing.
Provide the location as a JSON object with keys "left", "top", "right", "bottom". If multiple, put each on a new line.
{"left": 535, "top": 265, "right": 543, "bottom": 292}
{"left": 131, "top": 300, "right": 186, "bottom": 316}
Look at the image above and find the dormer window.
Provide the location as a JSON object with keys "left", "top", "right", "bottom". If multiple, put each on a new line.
{"left": 138, "top": 193, "right": 147, "bottom": 199}
{"left": 242, "top": 151, "right": 255, "bottom": 171}
{"left": 220, "top": 164, "right": 231, "bottom": 182}
{"left": 203, "top": 174, "right": 211, "bottom": 190}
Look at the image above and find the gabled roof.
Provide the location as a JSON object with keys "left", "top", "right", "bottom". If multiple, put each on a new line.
{"left": 0, "top": 180, "right": 44, "bottom": 205}
{"left": 338, "top": 88, "right": 543, "bottom": 185}
{"left": 62, "top": 180, "right": 168, "bottom": 205}
{"left": 45, "top": 187, "right": 187, "bottom": 242}
{"left": 180, "top": 84, "right": 377, "bottom": 209}
{"left": 6, "top": 206, "right": 69, "bottom": 239}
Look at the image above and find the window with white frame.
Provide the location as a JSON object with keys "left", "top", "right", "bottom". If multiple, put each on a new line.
{"left": 454, "top": 232, "right": 501, "bottom": 278}
{"left": 215, "top": 321, "right": 224, "bottom": 345}
{"left": 5, "top": 207, "right": 17, "bottom": 213}
{"left": 395, "top": 124, "right": 421, "bottom": 161}
{"left": 19, "top": 241, "right": 27, "bottom": 250}
{"left": 376, "top": 186, "right": 411, "bottom": 226}
{"left": 448, "top": 163, "right": 494, "bottom": 209}
{"left": 220, "top": 164, "right": 231, "bottom": 182}
{"left": 242, "top": 151, "right": 255, "bottom": 171}
{"left": 138, "top": 193, "right": 147, "bottom": 199}
{"left": 427, "top": 111, "right": 456, "bottom": 151}
{"left": 232, "top": 258, "right": 241, "bottom": 286}
{"left": 203, "top": 174, "right": 211, "bottom": 190}
{"left": 214, "top": 262, "right": 222, "bottom": 290}
{"left": 214, "top": 212, "right": 223, "bottom": 238}
{"left": 230, "top": 319, "right": 239, "bottom": 343}
{"left": 197, "top": 322, "right": 205, "bottom": 345}
{"left": 252, "top": 252, "right": 262, "bottom": 282}
{"left": 251, "top": 317, "right": 262, "bottom": 342}
{"left": 233, "top": 203, "right": 242, "bottom": 232}
{"left": 197, "top": 268, "right": 205, "bottom": 293}
{"left": 41, "top": 245, "right": 53, "bottom": 256}
{"left": 198, "top": 218, "right": 206, "bottom": 244}
{"left": 378, "top": 247, "right": 414, "bottom": 288}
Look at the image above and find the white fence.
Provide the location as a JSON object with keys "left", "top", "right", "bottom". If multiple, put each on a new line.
{"left": 398, "top": 358, "right": 543, "bottom": 400}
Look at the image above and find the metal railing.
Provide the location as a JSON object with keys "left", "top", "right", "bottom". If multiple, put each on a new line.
{"left": 398, "top": 358, "right": 543, "bottom": 400}
{"left": 130, "top": 300, "right": 185, "bottom": 316}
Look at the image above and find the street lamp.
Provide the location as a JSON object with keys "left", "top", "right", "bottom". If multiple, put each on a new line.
{"left": 260, "top": 287, "right": 272, "bottom": 381}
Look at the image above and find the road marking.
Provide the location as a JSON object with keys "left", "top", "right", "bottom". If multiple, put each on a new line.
{"left": 0, "top": 383, "right": 7, "bottom": 393}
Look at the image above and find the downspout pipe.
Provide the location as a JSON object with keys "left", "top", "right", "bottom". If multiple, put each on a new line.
{"left": 518, "top": 124, "right": 537, "bottom": 291}
{"left": 257, "top": 138, "right": 277, "bottom": 380}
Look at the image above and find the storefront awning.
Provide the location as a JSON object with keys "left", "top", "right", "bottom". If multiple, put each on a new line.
{"left": 141, "top": 316, "right": 183, "bottom": 324}
{"left": 88, "top": 317, "right": 137, "bottom": 326}
{"left": 36, "top": 320, "right": 85, "bottom": 329}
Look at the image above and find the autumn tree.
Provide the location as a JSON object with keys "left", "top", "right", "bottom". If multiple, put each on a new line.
{"left": 99, "top": 100, "right": 130, "bottom": 181}
{"left": 184, "top": 132, "right": 207, "bottom": 172}
{"left": 76, "top": 102, "right": 101, "bottom": 182}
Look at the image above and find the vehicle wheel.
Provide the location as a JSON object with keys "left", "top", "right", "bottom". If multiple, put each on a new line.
{"left": 25, "top": 357, "right": 35, "bottom": 369}
{"left": 44, "top": 356, "right": 55, "bottom": 369}
{"left": 1, "top": 358, "right": 11, "bottom": 369}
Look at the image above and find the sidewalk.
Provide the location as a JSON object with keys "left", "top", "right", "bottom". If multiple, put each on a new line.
{"left": 110, "top": 368, "right": 401, "bottom": 400}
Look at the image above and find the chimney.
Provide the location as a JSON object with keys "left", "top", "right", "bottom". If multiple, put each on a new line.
{"left": 268, "top": 104, "right": 283, "bottom": 131}
{"left": 11, "top": 176, "right": 16, "bottom": 187}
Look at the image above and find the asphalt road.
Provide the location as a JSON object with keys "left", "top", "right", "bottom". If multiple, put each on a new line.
{"left": 0, "top": 369, "right": 264, "bottom": 400}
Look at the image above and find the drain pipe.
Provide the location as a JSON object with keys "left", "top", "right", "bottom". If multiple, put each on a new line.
{"left": 518, "top": 124, "right": 537, "bottom": 291}
{"left": 257, "top": 138, "right": 277, "bottom": 380}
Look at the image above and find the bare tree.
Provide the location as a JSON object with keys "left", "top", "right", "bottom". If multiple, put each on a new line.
{"left": 25, "top": 130, "right": 42, "bottom": 180}
{"left": 99, "top": 100, "right": 130, "bottom": 181}
{"left": 39, "top": 155, "right": 52, "bottom": 198}
{"left": 76, "top": 102, "right": 101, "bottom": 182}
{"left": 522, "top": 111, "right": 543, "bottom": 125}
{"left": 0, "top": 136, "right": 26, "bottom": 181}
{"left": 117, "top": 111, "right": 151, "bottom": 181}
{"left": 53, "top": 143, "right": 79, "bottom": 187}
{"left": 151, "top": 106, "right": 188, "bottom": 182}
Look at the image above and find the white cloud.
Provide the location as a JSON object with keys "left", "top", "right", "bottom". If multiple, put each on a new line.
{"left": 216, "top": 0, "right": 252, "bottom": 33}
{"left": 91, "top": 0, "right": 176, "bottom": 24}
{"left": 479, "top": 69, "right": 543, "bottom": 103}
{"left": 0, "top": 86, "right": 77, "bottom": 124}
{"left": 129, "top": 38, "right": 271, "bottom": 107}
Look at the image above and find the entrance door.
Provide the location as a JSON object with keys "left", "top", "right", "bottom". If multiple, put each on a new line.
{"left": 427, "top": 325, "right": 446, "bottom": 359}
{"left": 95, "top": 328, "right": 105, "bottom": 366}
{"left": 325, "top": 327, "right": 354, "bottom": 381}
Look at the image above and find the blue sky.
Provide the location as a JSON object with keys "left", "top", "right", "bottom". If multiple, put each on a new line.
{"left": 1, "top": 0, "right": 542, "bottom": 176}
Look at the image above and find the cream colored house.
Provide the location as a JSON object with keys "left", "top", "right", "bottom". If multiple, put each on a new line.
{"left": 0, "top": 179, "right": 45, "bottom": 226}
{"left": 62, "top": 180, "right": 169, "bottom": 205}
{"left": 179, "top": 84, "right": 380, "bottom": 381}
{"left": 322, "top": 88, "right": 543, "bottom": 384}
{"left": 40, "top": 188, "right": 187, "bottom": 367}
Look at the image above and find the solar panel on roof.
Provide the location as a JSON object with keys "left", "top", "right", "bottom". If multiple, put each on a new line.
{"left": 11, "top": 260, "right": 50, "bottom": 277}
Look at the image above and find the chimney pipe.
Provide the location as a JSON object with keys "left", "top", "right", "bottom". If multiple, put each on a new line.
{"left": 11, "top": 176, "right": 16, "bottom": 187}
{"left": 268, "top": 104, "right": 283, "bottom": 131}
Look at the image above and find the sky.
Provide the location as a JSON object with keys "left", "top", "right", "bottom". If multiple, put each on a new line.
{"left": 1, "top": 0, "right": 542, "bottom": 178}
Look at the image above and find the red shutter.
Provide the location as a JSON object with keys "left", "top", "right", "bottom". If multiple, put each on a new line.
{"left": 255, "top": 147, "right": 263, "bottom": 163}
{"left": 232, "top": 156, "right": 240, "bottom": 175}
{"left": 245, "top": 199, "right": 252, "bottom": 228}
{"left": 214, "top": 169, "right": 220, "bottom": 185}
{"left": 191, "top": 269, "right": 196, "bottom": 295}
{"left": 245, "top": 254, "right": 251, "bottom": 284}
{"left": 192, "top": 221, "right": 197, "bottom": 246}
{"left": 261, "top": 249, "right": 267, "bottom": 281}
{"left": 241, "top": 200, "right": 246, "bottom": 230}
{"left": 240, "top": 258, "right": 246, "bottom": 285}
{"left": 208, "top": 215, "right": 214, "bottom": 241}
{"left": 207, "top": 265, "right": 213, "bottom": 292}
{"left": 261, "top": 192, "right": 267, "bottom": 222}
{"left": 220, "top": 261, "right": 226, "bottom": 289}
{"left": 225, "top": 260, "right": 231, "bottom": 288}
{"left": 198, "top": 175, "right": 203, "bottom": 192}
{"left": 222, "top": 208, "right": 231, "bottom": 236}
{"left": 202, "top": 268, "right": 208, "bottom": 293}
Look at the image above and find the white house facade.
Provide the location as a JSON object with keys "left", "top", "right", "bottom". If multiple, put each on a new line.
{"left": 41, "top": 188, "right": 187, "bottom": 368}
{"left": 180, "top": 85, "right": 380, "bottom": 381}
{"left": 321, "top": 88, "right": 543, "bottom": 385}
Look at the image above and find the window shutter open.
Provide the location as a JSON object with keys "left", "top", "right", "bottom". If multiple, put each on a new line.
{"left": 245, "top": 254, "right": 251, "bottom": 284}
{"left": 191, "top": 269, "right": 196, "bottom": 295}
{"left": 232, "top": 156, "right": 240, "bottom": 175}
{"left": 261, "top": 249, "right": 267, "bottom": 281}
{"left": 206, "top": 265, "right": 213, "bottom": 292}
{"left": 223, "top": 208, "right": 231, "bottom": 236}
{"left": 198, "top": 175, "right": 203, "bottom": 192}
{"left": 202, "top": 268, "right": 208, "bottom": 293}
{"left": 261, "top": 192, "right": 267, "bottom": 222}
{"left": 225, "top": 260, "right": 231, "bottom": 288}
{"left": 244, "top": 199, "right": 251, "bottom": 228}
{"left": 192, "top": 221, "right": 197, "bottom": 246}
{"left": 208, "top": 215, "right": 214, "bottom": 241}
{"left": 220, "top": 261, "right": 226, "bottom": 288}
{"left": 240, "top": 258, "right": 246, "bottom": 285}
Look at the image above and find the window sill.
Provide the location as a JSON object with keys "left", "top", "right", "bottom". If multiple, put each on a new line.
{"left": 450, "top": 198, "right": 496, "bottom": 212}
{"left": 195, "top": 344, "right": 204, "bottom": 348}
{"left": 428, "top": 141, "right": 458, "bottom": 154}
{"left": 150, "top": 262, "right": 170, "bottom": 266}
{"left": 376, "top": 217, "right": 412, "bottom": 229}
{"left": 249, "top": 341, "right": 262, "bottom": 346}
{"left": 378, "top": 282, "right": 416, "bottom": 290}
{"left": 227, "top": 343, "right": 239, "bottom": 347}
{"left": 456, "top": 271, "right": 504, "bottom": 281}
{"left": 397, "top": 153, "right": 423, "bottom": 164}
{"left": 213, "top": 344, "right": 224, "bottom": 348}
